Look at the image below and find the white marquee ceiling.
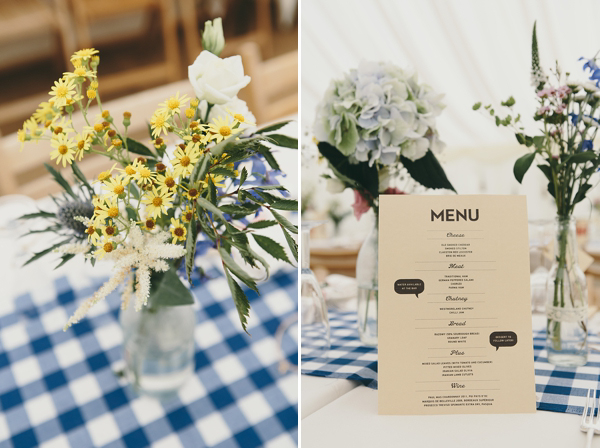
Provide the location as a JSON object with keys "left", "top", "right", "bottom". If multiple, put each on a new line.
{"left": 301, "top": 0, "right": 600, "bottom": 151}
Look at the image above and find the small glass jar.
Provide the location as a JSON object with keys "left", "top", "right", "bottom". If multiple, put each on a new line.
{"left": 356, "top": 215, "right": 378, "bottom": 346}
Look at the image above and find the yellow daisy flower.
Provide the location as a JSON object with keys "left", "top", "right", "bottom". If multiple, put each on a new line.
{"left": 49, "top": 78, "right": 76, "bottom": 108}
{"left": 22, "top": 118, "right": 42, "bottom": 142}
{"left": 171, "top": 143, "right": 201, "bottom": 178}
{"left": 94, "top": 197, "right": 121, "bottom": 222}
{"left": 74, "top": 133, "right": 92, "bottom": 161}
{"left": 133, "top": 164, "right": 156, "bottom": 187}
{"left": 207, "top": 116, "right": 235, "bottom": 143}
{"left": 85, "top": 224, "right": 102, "bottom": 245}
{"left": 94, "top": 239, "right": 115, "bottom": 260}
{"left": 33, "top": 101, "right": 57, "bottom": 123}
{"left": 102, "top": 175, "right": 128, "bottom": 199}
{"left": 101, "top": 220, "right": 118, "bottom": 238}
{"left": 204, "top": 173, "right": 226, "bottom": 188}
{"left": 150, "top": 111, "right": 170, "bottom": 138}
{"left": 119, "top": 160, "right": 143, "bottom": 182}
{"left": 51, "top": 115, "right": 74, "bottom": 135}
{"left": 50, "top": 133, "right": 76, "bottom": 167}
{"left": 142, "top": 188, "right": 174, "bottom": 218}
{"left": 185, "top": 185, "right": 202, "bottom": 201}
{"left": 157, "top": 91, "right": 190, "bottom": 116}
{"left": 71, "top": 48, "right": 99, "bottom": 62}
{"left": 142, "top": 218, "right": 156, "bottom": 231}
{"left": 94, "top": 163, "right": 118, "bottom": 184}
{"left": 63, "top": 66, "right": 96, "bottom": 81}
{"left": 156, "top": 170, "right": 178, "bottom": 194}
{"left": 181, "top": 206, "right": 195, "bottom": 223}
{"left": 227, "top": 108, "right": 255, "bottom": 126}
{"left": 170, "top": 218, "right": 187, "bottom": 244}
{"left": 106, "top": 138, "right": 123, "bottom": 152}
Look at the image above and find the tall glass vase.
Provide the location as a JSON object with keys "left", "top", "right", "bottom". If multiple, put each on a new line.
{"left": 121, "top": 303, "right": 196, "bottom": 399}
{"left": 356, "top": 214, "right": 378, "bottom": 346}
{"left": 546, "top": 216, "right": 588, "bottom": 366}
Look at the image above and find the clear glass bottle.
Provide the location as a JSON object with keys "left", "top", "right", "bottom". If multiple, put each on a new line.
{"left": 300, "top": 221, "right": 330, "bottom": 357}
{"left": 121, "top": 303, "right": 196, "bottom": 399}
{"left": 356, "top": 215, "right": 378, "bottom": 346}
{"left": 546, "top": 216, "right": 588, "bottom": 366}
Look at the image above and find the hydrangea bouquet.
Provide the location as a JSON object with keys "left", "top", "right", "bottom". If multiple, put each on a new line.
{"left": 17, "top": 18, "right": 298, "bottom": 335}
{"left": 314, "top": 60, "right": 455, "bottom": 220}
{"left": 474, "top": 23, "right": 597, "bottom": 365}
{"left": 312, "top": 61, "right": 454, "bottom": 345}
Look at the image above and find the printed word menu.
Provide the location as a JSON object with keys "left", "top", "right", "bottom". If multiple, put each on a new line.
{"left": 378, "top": 195, "right": 536, "bottom": 415}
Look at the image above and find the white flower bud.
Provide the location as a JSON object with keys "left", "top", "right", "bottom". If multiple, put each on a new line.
{"left": 202, "top": 18, "right": 225, "bottom": 56}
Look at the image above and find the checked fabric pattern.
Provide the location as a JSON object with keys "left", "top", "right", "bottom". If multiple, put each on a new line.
{"left": 0, "top": 266, "right": 298, "bottom": 448}
{"left": 302, "top": 309, "right": 600, "bottom": 416}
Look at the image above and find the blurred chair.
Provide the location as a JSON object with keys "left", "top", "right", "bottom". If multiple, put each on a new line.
{"left": 0, "top": 0, "right": 76, "bottom": 131}
{"left": 178, "top": 0, "right": 274, "bottom": 64}
{"left": 238, "top": 41, "right": 297, "bottom": 124}
{"left": 0, "top": 79, "right": 195, "bottom": 198}
{"left": 68, "top": 0, "right": 181, "bottom": 95}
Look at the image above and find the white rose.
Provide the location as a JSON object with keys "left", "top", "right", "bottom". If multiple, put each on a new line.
{"left": 326, "top": 177, "right": 346, "bottom": 194}
{"left": 198, "top": 97, "right": 256, "bottom": 131}
{"left": 188, "top": 51, "right": 251, "bottom": 105}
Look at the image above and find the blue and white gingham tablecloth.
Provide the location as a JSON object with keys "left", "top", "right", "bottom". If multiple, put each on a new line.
{"left": 0, "top": 265, "right": 298, "bottom": 448}
{"left": 301, "top": 310, "right": 600, "bottom": 415}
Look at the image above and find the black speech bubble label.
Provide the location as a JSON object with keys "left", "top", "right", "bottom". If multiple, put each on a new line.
{"left": 394, "top": 279, "right": 425, "bottom": 298}
{"left": 489, "top": 331, "right": 517, "bottom": 351}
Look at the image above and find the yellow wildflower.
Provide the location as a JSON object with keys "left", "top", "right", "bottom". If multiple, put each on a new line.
{"left": 142, "top": 218, "right": 156, "bottom": 231}
{"left": 150, "top": 111, "right": 170, "bottom": 138}
{"left": 156, "top": 170, "right": 178, "bottom": 194}
{"left": 181, "top": 206, "right": 195, "bottom": 223}
{"left": 120, "top": 160, "right": 143, "bottom": 182}
{"left": 171, "top": 143, "right": 201, "bottom": 178}
{"left": 50, "top": 134, "right": 76, "bottom": 167}
{"left": 207, "top": 116, "right": 235, "bottom": 143}
{"left": 63, "top": 66, "right": 96, "bottom": 81}
{"left": 107, "top": 138, "right": 123, "bottom": 152}
{"left": 157, "top": 91, "right": 190, "bottom": 116}
{"left": 142, "top": 188, "right": 174, "bottom": 218}
{"left": 94, "top": 163, "right": 118, "bottom": 184}
{"left": 227, "top": 108, "right": 255, "bottom": 126}
{"left": 86, "top": 225, "right": 101, "bottom": 245}
{"left": 71, "top": 48, "right": 99, "bottom": 63}
{"left": 33, "top": 102, "right": 57, "bottom": 123}
{"left": 49, "top": 78, "right": 76, "bottom": 108}
{"left": 94, "top": 240, "right": 115, "bottom": 260}
{"left": 170, "top": 218, "right": 187, "bottom": 244}
{"left": 133, "top": 164, "right": 156, "bottom": 187}
{"left": 102, "top": 175, "right": 128, "bottom": 199}
{"left": 74, "top": 133, "right": 92, "bottom": 161}
{"left": 94, "top": 197, "right": 121, "bottom": 221}
{"left": 101, "top": 220, "right": 118, "bottom": 238}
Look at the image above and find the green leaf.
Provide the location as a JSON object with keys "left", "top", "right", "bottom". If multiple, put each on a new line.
{"left": 566, "top": 151, "right": 596, "bottom": 164}
{"left": 256, "top": 146, "right": 281, "bottom": 170}
{"left": 220, "top": 203, "right": 261, "bottom": 216}
{"left": 399, "top": 150, "right": 456, "bottom": 192}
{"left": 532, "top": 136, "right": 546, "bottom": 149}
{"left": 44, "top": 163, "right": 77, "bottom": 199}
{"left": 270, "top": 209, "right": 298, "bottom": 234}
{"left": 23, "top": 239, "right": 70, "bottom": 267}
{"left": 218, "top": 247, "right": 258, "bottom": 292}
{"left": 210, "top": 167, "right": 237, "bottom": 178}
{"left": 318, "top": 141, "right": 379, "bottom": 201}
{"left": 282, "top": 229, "right": 298, "bottom": 262}
{"left": 253, "top": 234, "right": 291, "bottom": 264}
{"left": 128, "top": 183, "right": 141, "bottom": 200}
{"left": 239, "top": 167, "right": 248, "bottom": 186}
{"left": 125, "top": 138, "right": 155, "bottom": 158}
{"left": 251, "top": 185, "right": 287, "bottom": 191}
{"left": 55, "top": 253, "right": 76, "bottom": 269}
{"left": 472, "top": 102, "right": 482, "bottom": 111}
{"left": 185, "top": 217, "right": 198, "bottom": 284}
{"left": 255, "top": 120, "right": 291, "bottom": 134}
{"left": 266, "top": 134, "right": 298, "bottom": 149}
{"left": 20, "top": 226, "right": 61, "bottom": 237}
{"left": 19, "top": 210, "right": 56, "bottom": 220}
{"left": 513, "top": 152, "right": 536, "bottom": 184}
{"left": 148, "top": 266, "right": 195, "bottom": 307}
{"left": 125, "top": 205, "right": 138, "bottom": 222}
{"left": 574, "top": 183, "right": 593, "bottom": 204}
{"left": 270, "top": 199, "right": 298, "bottom": 211}
{"left": 190, "top": 154, "right": 211, "bottom": 185}
{"left": 245, "top": 220, "right": 278, "bottom": 229}
{"left": 224, "top": 268, "right": 251, "bottom": 334}
{"left": 196, "top": 197, "right": 226, "bottom": 221}
{"left": 537, "top": 164, "right": 553, "bottom": 182}
{"left": 250, "top": 189, "right": 279, "bottom": 204}
{"left": 208, "top": 176, "right": 217, "bottom": 205}
{"left": 71, "top": 161, "right": 93, "bottom": 194}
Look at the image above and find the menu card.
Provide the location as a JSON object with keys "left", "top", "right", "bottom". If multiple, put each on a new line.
{"left": 378, "top": 195, "right": 536, "bottom": 415}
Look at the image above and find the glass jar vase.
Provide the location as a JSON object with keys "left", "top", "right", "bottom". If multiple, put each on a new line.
{"left": 356, "top": 215, "right": 378, "bottom": 346}
{"left": 121, "top": 303, "right": 196, "bottom": 399}
{"left": 546, "top": 216, "right": 588, "bottom": 366}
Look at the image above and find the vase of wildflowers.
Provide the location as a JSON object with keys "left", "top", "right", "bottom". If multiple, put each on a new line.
{"left": 314, "top": 60, "right": 455, "bottom": 345}
{"left": 475, "top": 22, "right": 597, "bottom": 366}
{"left": 18, "top": 18, "right": 298, "bottom": 394}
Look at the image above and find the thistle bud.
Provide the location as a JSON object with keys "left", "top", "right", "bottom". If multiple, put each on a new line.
{"left": 202, "top": 18, "right": 225, "bottom": 56}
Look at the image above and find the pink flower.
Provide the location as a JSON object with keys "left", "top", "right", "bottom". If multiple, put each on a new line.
{"left": 383, "top": 187, "right": 406, "bottom": 195}
{"left": 352, "top": 190, "right": 370, "bottom": 221}
{"left": 555, "top": 103, "right": 566, "bottom": 114}
{"left": 536, "top": 105, "right": 550, "bottom": 115}
{"left": 557, "top": 85, "right": 571, "bottom": 98}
